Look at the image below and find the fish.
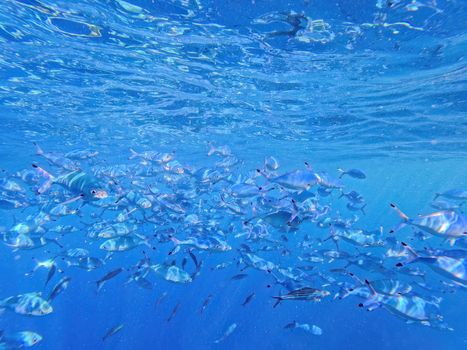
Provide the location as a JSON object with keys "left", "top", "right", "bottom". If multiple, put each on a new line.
{"left": 0, "top": 331, "right": 42, "bottom": 348}
{"left": 167, "top": 302, "right": 181, "bottom": 322}
{"left": 359, "top": 279, "right": 451, "bottom": 330}
{"left": 207, "top": 143, "right": 232, "bottom": 157}
{"left": 34, "top": 142, "right": 79, "bottom": 171}
{"left": 268, "top": 169, "right": 319, "bottom": 191}
{"left": 337, "top": 168, "right": 366, "bottom": 179}
{"left": 390, "top": 204, "right": 467, "bottom": 244}
{"left": 99, "top": 235, "right": 150, "bottom": 252}
{"left": 241, "top": 293, "right": 255, "bottom": 306}
{"left": 200, "top": 294, "right": 213, "bottom": 314}
{"left": 155, "top": 292, "right": 168, "bottom": 310}
{"left": 102, "top": 324, "right": 124, "bottom": 341}
{"left": 397, "top": 242, "right": 467, "bottom": 285}
{"left": 151, "top": 264, "right": 192, "bottom": 284}
{"left": 284, "top": 321, "right": 322, "bottom": 335}
{"left": 32, "top": 164, "right": 108, "bottom": 200}
{"left": 129, "top": 148, "right": 174, "bottom": 164}
{"left": 96, "top": 268, "right": 124, "bottom": 292}
{"left": 0, "top": 292, "right": 53, "bottom": 316}
{"left": 346, "top": 202, "right": 367, "bottom": 215}
{"left": 431, "top": 199, "right": 464, "bottom": 211}
{"left": 65, "top": 149, "right": 99, "bottom": 160}
{"left": 214, "top": 323, "right": 237, "bottom": 344}
{"left": 47, "top": 277, "right": 71, "bottom": 302}
{"left": 273, "top": 287, "right": 330, "bottom": 307}
{"left": 434, "top": 189, "right": 467, "bottom": 201}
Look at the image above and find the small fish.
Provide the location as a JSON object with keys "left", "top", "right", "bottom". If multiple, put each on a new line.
{"left": 273, "top": 287, "right": 330, "bottom": 307}
{"left": 152, "top": 264, "right": 192, "bottom": 284}
{"left": 48, "top": 276, "right": 71, "bottom": 302}
{"left": 284, "top": 321, "right": 322, "bottom": 335}
{"left": 96, "top": 268, "right": 123, "bottom": 292}
{"left": 167, "top": 302, "right": 181, "bottom": 322}
{"left": 34, "top": 142, "right": 79, "bottom": 171}
{"left": 200, "top": 294, "right": 213, "bottom": 314}
{"left": 155, "top": 292, "right": 168, "bottom": 310}
{"left": 214, "top": 323, "right": 237, "bottom": 344}
{"left": 231, "top": 273, "right": 248, "bottom": 281}
{"left": 435, "top": 189, "right": 467, "bottom": 201}
{"left": 431, "top": 199, "right": 464, "bottom": 211}
{"left": 208, "top": 143, "right": 232, "bottom": 157}
{"left": 269, "top": 169, "right": 319, "bottom": 191}
{"left": 65, "top": 149, "right": 99, "bottom": 160}
{"left": 264, "top": 156, "right": 280, "bottom": 171}
{"left": 102, "top": 324, "right": 124, "bottom": 342}
{"left": 241, "top": 293, "right": 255, "bottom": 306}
{"left": 338, "top": 168, "right": 366, "bottom": 179}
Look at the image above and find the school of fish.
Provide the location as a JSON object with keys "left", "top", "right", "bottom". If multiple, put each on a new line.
{"left": 0, "top": 142, "right": 466, "bottom": 347}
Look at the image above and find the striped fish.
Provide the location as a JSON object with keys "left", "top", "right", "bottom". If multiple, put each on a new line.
{"left": 391, "top": 204, "right": 467, "bottom": 244}
{"left": 273, "top": 287, "right": 330, "bottom": 307}
{"left": 32, "top": 165, "right": 107, "bottom": 201}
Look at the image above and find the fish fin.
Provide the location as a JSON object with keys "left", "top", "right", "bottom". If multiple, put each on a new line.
{"left": 272, "top": 297, "right": 282, "bottom": 308}
{"left": 448, "top": 238, "right": 456, "bottom": 247}
{"left": 337, "top": 168, "right": 345, "bottom": 178}
{"left": 390, "top": 203, "right": 409, "bottom": 221}
{"left": 33, "top": 142, "right": 44, "bottom": 155}
{"left": 390, "top": 221, "right": 407, "bottom": 234}
{"left": 128, "top": 148, "right": 139, "bottom": 160}
{"left": 60, "top": 194, "right": 84, "bottom": 206}
{"left": 364, "top": 279, "right": 378, "bottom": 295}
{"left": 96, "top": 281, "right": 104, "bottom": 293}
{"left": 207, "top": 142, "right": 216, "bottom": 156}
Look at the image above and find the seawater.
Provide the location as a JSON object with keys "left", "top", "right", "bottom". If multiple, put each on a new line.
{"left": 0, "top": 1, "right": 466, "bottom": 350}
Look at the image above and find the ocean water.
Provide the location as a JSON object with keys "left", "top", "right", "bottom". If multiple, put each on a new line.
{"left": 0, "top": 0, "right": 466, "bottom": 349}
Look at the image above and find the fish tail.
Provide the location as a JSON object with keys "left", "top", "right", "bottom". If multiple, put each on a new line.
{"left": 396, "top": 242, "right": 419, "bottom": 267}
{"left": 361, "top": 204, "right": 367, "bottom": 215}
{"left": 33, "top": 142, "right": 44, "bottom": 155}
{"left": 207, "top": 142, "right": 216, "bottom": 156}
{"left": 256, "top": 168, "right": 270, "bottom": 179}
{"left": 96, "top": 281, "right": 104, "bottom": 293}
{"left": 390, "top": 203, "right": 409, "bottom": 221}
{"left": 128, "top": 148, "right": 139, "bottom": 160}
{"left": 272, "top": 296, "right": 282, "bottom": 308}
{"left": 337, "top": 168, "right": 345, "bottom": 179}
{"left": 32, "top": 164, "right": 55, "bottom": 194}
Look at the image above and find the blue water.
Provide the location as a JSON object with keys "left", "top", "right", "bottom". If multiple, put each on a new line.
{"left": 0, "top": 0, "right": 466, "bottom": 349}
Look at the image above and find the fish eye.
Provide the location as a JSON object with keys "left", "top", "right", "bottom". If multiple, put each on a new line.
{"left": 91, "top": 190, "right": 97, "bottom": 194}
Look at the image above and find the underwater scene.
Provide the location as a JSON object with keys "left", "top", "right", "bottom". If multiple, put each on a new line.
{"left": 0, "top": 0, "right": 466, "bottom": 349}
